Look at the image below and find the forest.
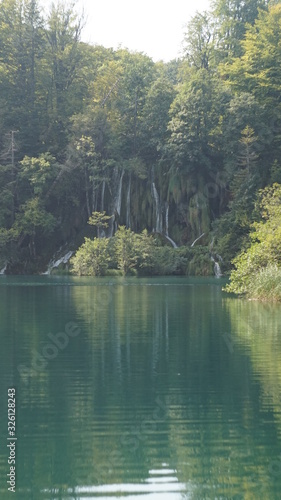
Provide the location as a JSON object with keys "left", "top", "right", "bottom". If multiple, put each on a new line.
{"left": 0, "top": 0, "right": 281, "bottom": 285}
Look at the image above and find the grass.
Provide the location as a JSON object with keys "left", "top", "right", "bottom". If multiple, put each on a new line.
{"left": 247, "top": 264, "right": 281, "bottom": 301}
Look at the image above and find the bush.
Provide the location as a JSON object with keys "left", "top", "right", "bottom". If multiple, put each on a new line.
{"left": 146, "top": 246, "right": 188, "bottom": 275}
{"left": 114, "top": 226, "right": 140, "bottom": 275}
{"left": 70, "top": 237, "right": 111, "bottom": 276}
{"left": 224, "top": 242, "right": 268, "bottom": 295}
{"left": 71, "top": 226, "right": 217, "bottom": 277}
{"left": 225, "top": 184, "right": 281, "bottom": 300}
{"left": 247, "top": 264, "right": 281, "bottom": 301}
{"left": 187, "top": 247, "right": 213, "bottom": 276}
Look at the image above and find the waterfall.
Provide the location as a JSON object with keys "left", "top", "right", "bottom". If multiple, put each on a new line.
{"left": 100, "top": 180, "right": 106, "bottom": 212}
{"left": 85, "top": 168, "right": 91, "bottom": 218}
{"left": 126, "top": 172, "right": 131, "bottom": 228}
{"left": 164, "top": 235, "right": 178, "bottom": 248}
{"left": 92, "top": 182, "right": 98, "bottom": 212}
{"left": 164, "top": 202, "right": 169, "bottom": 236}
{"left": 196, "top": 193, "right": 202, "bottom": 235}
{"left": 163, "top": 202, "right": 178, "bottom": 248}
{"left": 116, "top": 169, "right": 125, "bottom": 217}
{"left": 211, "top": 256, "right": 222, "bottom": 278}
{"left": 151, "top": 182, "right": 162, "bottom": 233}
{"left": 151, "top": 181, "right": 178, "bottom": 246}
{"left": 165, "top": 297, "right": 169, "bottom": 358}
{"left": 0, "top": 264, "right": 7, "bottom": 275}
{"left": 217, "top": 253, "right": 223, "bottom": 263}
{"left": 214, "top": 261, "right": 222, "bottom": 278}
{"left": 108, "top": 168, "right": 125, "bottom": 237}
{"left": 191, "top": 233, "right": 205, "bottom": 247}
{"left": 42, "top": 251, "right": 73, "bottom": 275}
{"left": 210, "top": 240, "right": 223, "bottom": 277}
{"left": 96, "top": 181, "right": 107, "bottom": 238}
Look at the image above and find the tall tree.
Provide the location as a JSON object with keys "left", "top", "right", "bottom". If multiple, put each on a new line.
{"left": 221, "top": 3, "right": 281, "bottom": 172}
{"left": 183, "top": 11, "right": 216, "bottom": 70}
{"left": 223, "top": 3, "right": 281, "bottom": 99}
{"left": 0, "top": 0, "right": 44, "bottom": 154}
{"left": 44, "top": 0, "right": 83, "bottom": 153}
{"left": 167, "top": 69, "right": 230, "bottom": 240}
{"left": 213, "top": 0, "right": 268, "bottom": 60}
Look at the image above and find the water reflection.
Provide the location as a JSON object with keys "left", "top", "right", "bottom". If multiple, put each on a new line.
{"left": 225, "top": 297, "right": 281, "bottom": 429}
{"left": 1, "top": 278, "right": 281, "bottom": 499}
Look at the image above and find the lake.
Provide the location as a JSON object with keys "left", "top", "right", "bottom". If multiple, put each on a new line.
{"left": 1, "top": 276, "right": 281, "bottom": 499}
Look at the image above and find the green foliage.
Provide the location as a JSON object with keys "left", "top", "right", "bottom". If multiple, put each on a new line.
{"left": 140, "top": 74, "right": 175, "bottom": 159}
{"left": 247, "top": 264, "right": 281, "bottom": 301}
{"left": 71, "top": 225, "right": 216, "bottom": 277}
{"left": 140, "top": 245, "right": 188, "bottom": 276}
{"left": 187, "top": 247, "right": 213, "bottom": 276}
{"left": 183, "top": 11, "right": 216, "bottom": 70}
{"left": 19, "top": 153, "right": 59, "bottom": 195}
{"left": 224, "top": 4, "right": 281, "bottom": 99}
{"left": 0, "top": 0, "right": 280, "bottom": 276}
{"left": 136, "top": 229, "right": 158, "bottom": 273}
{"left": 225, "top": 183, "right": 281, "bottom": 298}
{"left": 270, "top": 160, "right": 281, "bottom": 184}
{"left": 168, "top": 69, "right": 228, "bottom": 174}
{"left": 113, "top": 226, "right": 140, "bottom": 276}
{"left": 13, "top": 198, "right": 56, "bottom": 237}
{"left": 70, "top": 237, "right": 111, "bottom": 276}
{"left": 113, "top": 226, "right": 163, "bottom": 276}
{"left": 224, "top": 241, "right": 268, "bottom": 294}
{"left": 213, "top": 0, "right": 268, "bottom": 61}
{"left": 0, "top": 227, "right": 12, "bottom": 264}
{"left": 88, "top": 211, "right": 111, "bottom": 229}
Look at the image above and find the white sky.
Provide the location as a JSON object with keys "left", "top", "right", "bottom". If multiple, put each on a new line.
{"left": 43, "top": 0, "right": 211, "bottom": 62}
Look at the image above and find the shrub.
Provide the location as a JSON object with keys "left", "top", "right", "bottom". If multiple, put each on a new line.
{"left": 113, "top": 226, "right": 140, "bottom": 276}
{"left": 147, "top": 246, "right": 188, "bottom": 275}
{"left": 187, "top": 247, "right": 213, "bottom": 276}
{"left": 71, "top": 237, "right": 111, "bottom": 276}
{"left": 248, "top": 264, "right": 281, "bottom": 301}
{"left": 224, "top": 242, "right": 268, "bottom": 295}
{"left": 225, "top": 184, "right": 281, "bottom": 299}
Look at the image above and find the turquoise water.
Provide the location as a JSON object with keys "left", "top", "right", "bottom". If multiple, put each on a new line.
{"left": 1, "top": 276, "right": 281, "bottom": 499}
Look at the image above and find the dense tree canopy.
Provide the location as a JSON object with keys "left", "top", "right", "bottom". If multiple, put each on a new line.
{"left": 0, "top": 0, "right": 280, "bottom": 277}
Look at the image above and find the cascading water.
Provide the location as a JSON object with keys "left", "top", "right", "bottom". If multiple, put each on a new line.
{"left": 191, "top": 233, "right": 205, "bottom": 247}
{"left": 108, "top": 168, "right": 125, "bottom": 237}
{"left": 211, "top": 256, "right": 223, "bottom": 278}
{"left": 163, "top": 202, "right": 178, "bottom": 248}
{"left": 0, "top": 264, "right": 7, "bottom": 275}
{"left": 126, "top": 172, "right": 132, "bottom": 228}
{"left": 165, "top": 235, "right": 178, "bottom": 248}
{"left": 214, "top": 261, "right": 222, "bottom": 278}
{"left": 209, "top": 239, "right": 223, "bottom": 277}
{"left": 100, "top": 180, "right": 106, "bottom": 212}
{"left": 116, "top": 169, "right": 124, "bottom": 217}
{"left": 151, "top": 182, "right": 162, "bottom": 233}
{"left": 164, "top": 202, "right": 169, "bottom": 236}
{"left": 42, "top": 251, "right": 73, "bottom": 275}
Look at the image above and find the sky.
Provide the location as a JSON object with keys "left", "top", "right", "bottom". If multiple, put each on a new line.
{"left": 43, "top": 0, "right": 211, "bottom": 62}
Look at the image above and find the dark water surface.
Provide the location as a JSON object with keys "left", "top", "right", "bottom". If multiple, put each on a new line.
{"left": 1, "top": 276, "right": 281, "bottom": 499}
